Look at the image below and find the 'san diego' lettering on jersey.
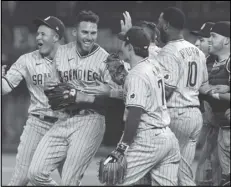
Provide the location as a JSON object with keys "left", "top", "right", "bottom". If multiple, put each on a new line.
{"left": 58, "top": 69, "right": 101, "bottom": 83}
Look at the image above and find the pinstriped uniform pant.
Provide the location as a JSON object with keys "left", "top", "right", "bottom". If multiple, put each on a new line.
{"left": 8, "top": 115, "right": 56, "bottom": 186}
{"left": 121, "top": 127, "right": 181, "bottom": 186}
{"left": 28, "top": 113, "right": 105, "bottom": 186}
{"left": 168, "top": 107, "right": 203, "bottom": 186}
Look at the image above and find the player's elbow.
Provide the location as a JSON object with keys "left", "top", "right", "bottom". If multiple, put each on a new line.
{"left": 2, "top": 78, "right": 13, "bottom": 95}
{"left": 164, "top": 85, "right": 176, "bottom": 101}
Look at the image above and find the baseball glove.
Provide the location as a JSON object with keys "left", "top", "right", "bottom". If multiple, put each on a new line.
{"left": 44, "top": 82, "right": 77, "bottom": 110}
{"left": 105, "top": 53, "right": 128, "bottom": 85}
{"left": 98, "top": 143, "right": 129, "bottom": 185}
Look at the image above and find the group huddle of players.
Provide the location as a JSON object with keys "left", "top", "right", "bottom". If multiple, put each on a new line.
{"left": 2, "top": 5, "right": 230, "bottom": 186}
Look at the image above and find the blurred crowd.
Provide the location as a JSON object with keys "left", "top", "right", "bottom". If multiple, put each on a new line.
{"left": 1, "top": 1, "right": 230, "bottom": 150}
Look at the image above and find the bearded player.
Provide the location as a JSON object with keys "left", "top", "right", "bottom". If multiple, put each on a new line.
{"left": 155, "top": 7, "right": 228, "bottom": 185}
{"left": 28, "top": 10, "right": 122, "bottom": 186}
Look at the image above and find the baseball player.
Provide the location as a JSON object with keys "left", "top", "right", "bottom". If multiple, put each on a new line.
{"left": 28, "top": 10, "right": 120, "bottom": 186}
{"left": 191, "top": 22, "right": 222, "bottom": 186}
{"left": 207, "top": 21, "right": 230, "bottom": 186}
{"left": 2, "top": 16, "right": 66, "bottom": 186}
{"left": 100, "top": 26, "right": 181, "bottom": 186}
{"left": 155, "top": 7, "right": 219, "bottom": 185}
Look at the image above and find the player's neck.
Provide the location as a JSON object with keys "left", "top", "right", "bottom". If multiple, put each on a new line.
{"left": 130, "top": 55, "right": 145, "bottom": 68}
{"left": 167, "top": 32, "right": 184, "bottom": 43}
{"left": 44, "top": 44, "right": 60, "bottom": 61}
{"left": 216, "top": 50, "right": 230, "bottom": 62}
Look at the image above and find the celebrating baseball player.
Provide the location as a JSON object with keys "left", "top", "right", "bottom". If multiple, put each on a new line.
{"left": 2, "top": 16, "right": 66, "bottom": 186}
{"left": 98, "top": 26, "right": 181, "bottom": 186}
{"left": 28, "top": 10, "right": 121, "bottom": 186}
{"left": 191, "top": 22, "right": 222, "bottom": 186}
{"left": 155, "top": 7, "right": 225, "bottom": 185}
{"left": 207, "top": 21, "right": 230, "bottom": 186}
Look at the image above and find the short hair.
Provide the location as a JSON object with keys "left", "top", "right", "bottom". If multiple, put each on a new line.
{"left": 75, "top": 10, "right": 99, "bottom": 26}
{"left": 162, "top": 7, "right": 185, "bottom": 30}
{"left": 135, "top": 21, "right": 157, "bottom": 42}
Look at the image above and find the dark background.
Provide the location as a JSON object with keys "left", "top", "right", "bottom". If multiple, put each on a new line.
{"left": 1, "top": 1, "right": 230, "bottom": 152}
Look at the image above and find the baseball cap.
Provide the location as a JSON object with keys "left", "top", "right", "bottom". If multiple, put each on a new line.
{"left": 210, "top": 21, "right": 230, "bottom": 38}
{"left": 190, "top": 22, "right": 215, "bottom": 38}
{"left": 118, "top": 26, "right": 150, "bottom": 50}
{"left": 34, "top": 16, "right": 65, "bottom": 39}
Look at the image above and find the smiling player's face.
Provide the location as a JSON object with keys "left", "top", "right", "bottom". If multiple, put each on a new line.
{"left": 75, "top": 21, "right": 98, "bottom": 55}
{"left": 195, "top": 37, "right": 210, "bottom": 56}
{"left": 36, "top": 25, "right": 57, "bottom": 56}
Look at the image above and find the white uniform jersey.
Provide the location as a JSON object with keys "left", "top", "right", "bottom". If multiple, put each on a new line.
{"left": 156, "top": 39, "right": 208, "bottom": 108}
{"left": 55, "top": 42, "right": 121, "bottom": 90}
{"left": 3, "top": 50, "right": 63, "bottom": 117}
{"left": 124, "top": 58, "right": 170, "bottom": 129}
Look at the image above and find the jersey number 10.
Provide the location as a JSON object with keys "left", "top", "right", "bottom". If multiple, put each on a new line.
{"left": 186, "top": 61, "right": 197, "bottom": 87}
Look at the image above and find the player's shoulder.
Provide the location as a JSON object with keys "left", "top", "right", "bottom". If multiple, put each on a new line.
{"left": 129, "top": 58, "right": 156, "bottom": 78}
{"left": 94, "top": 44, "right": 109, "bottom": 58}
{"left": 17, "top": 50, "right": 39, "bottom": 62}
{"left": 58, "top": 41, "right": 75, "bottom": 52}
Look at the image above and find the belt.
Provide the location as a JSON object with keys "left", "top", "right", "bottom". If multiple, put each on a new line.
{"left": 32, "top": 114, "right": 58, "bottom": 123}
{"left": 65, "top": 109, "right": 96, "bottom": 117}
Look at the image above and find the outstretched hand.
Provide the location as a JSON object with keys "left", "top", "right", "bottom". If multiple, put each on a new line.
{"left": 120, "top": 11, "right": 132, "bottom": 33}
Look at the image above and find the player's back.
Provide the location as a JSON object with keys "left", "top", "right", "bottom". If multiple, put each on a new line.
{"left": 125, "top": 58, "right": 170, "bottom": 128}
{"left": 157, "top": 39, "right": 207, "bottom": 108}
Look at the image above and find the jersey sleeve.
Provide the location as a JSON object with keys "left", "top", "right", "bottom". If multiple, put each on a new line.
{"left": 125, "top": 74, "right": 148, "bottom": 109}
{"left": 4, "top": 55, "right": 27, "bottom": 88}
{"left": 157, "top": 52, "right": 180, "bottom": 88}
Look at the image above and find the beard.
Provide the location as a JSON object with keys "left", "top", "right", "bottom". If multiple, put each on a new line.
{"left": 159, "top": 27, "right": 168, "bottom": 44}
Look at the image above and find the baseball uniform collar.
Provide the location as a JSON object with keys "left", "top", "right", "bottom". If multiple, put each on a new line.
{"left": 32, "top": 50, "right": 54, "bottom": 64}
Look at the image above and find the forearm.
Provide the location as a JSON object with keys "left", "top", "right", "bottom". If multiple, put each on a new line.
{"left": 199, "top": 83, "right": 213, "bottom": 95}
{"left": 212, "top": 92, "right": 230, "bottom": 101}
{"left": 110, "top": 88, "right": 124, "bottom": 99}
{"left": 121, "top": 107, "right": 142, "bottom": 146}
{"left": 2, "top": 78, "right": 13, "bottom": 95}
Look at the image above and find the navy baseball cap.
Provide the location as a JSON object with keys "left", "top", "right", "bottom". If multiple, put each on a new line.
{"left": 34, "top": 16, "right": 65, "bottom": 39}
{"left": 191, "top": 22, "right": 215, "bottom": 38}
{"left": 210, "top": 21, "right": 230, "bottom": 38}
{"left": 118, "top": 26, "right": 150, "bottom": 50}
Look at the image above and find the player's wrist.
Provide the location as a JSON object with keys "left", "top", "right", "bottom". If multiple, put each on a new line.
{"left": 110, "top": 89, "right": 124, "bottom": 99}
{"left": 116, "top": 142, "right": 129, "bottom": 154}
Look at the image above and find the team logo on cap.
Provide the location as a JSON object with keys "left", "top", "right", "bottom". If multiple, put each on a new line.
{"left": 44, "top": 16, "right": 50, "bottom": 21}
{"left": 56, "top": 27, "right": 59, "bottom": 31}
{"left": 130, "top": 93, "right": 135, "bottom": 98}
{"left": 200, "top": 23, "right": 206, "bottom": 30}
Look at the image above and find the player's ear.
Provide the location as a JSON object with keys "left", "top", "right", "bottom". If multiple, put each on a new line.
{"left": 53, "top": 33, "right": 59, "bottom": 43}
{"left": 72, "top": 28, "right": 77, "bottom": 37}
{"left": 163, "top": 22, "right": 169, "bottom": 31}
{"left": 224, "top": 37, "right": 230, "bottom": 46}
{"left": 128, "top": 43, "right": 133, "bottom": 52}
